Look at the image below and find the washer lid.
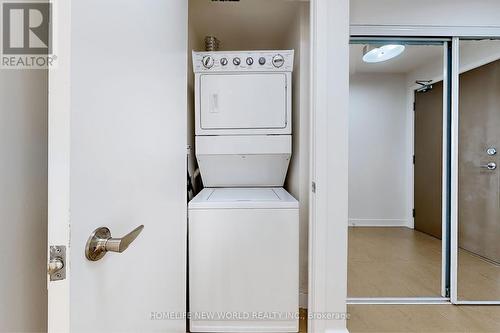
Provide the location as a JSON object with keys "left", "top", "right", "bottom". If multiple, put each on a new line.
{"left": 188, "top": 187, "right": 298, "bottom": 210}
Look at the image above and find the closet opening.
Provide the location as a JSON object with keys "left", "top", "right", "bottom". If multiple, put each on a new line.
{"left": 186, "top": 1, "right": 311, "bottom": 332}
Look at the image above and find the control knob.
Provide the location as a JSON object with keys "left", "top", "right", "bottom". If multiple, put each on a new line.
{"left": 220, "top": 57, "right": 228, "bottom": 66}
{"left": 272, "top": 54, "right": 285, "bottom": 68}
{"left": 259, "top": 57, "right": 266, "bottom": 65}
{"left": 233, "top": 57, "right": 241, "bottom": 66}
{"left": 202, "top": 55, "right": 214, "bottom": 69}
{"left": 246, "top": 57, "right": 254, "bottom": 65}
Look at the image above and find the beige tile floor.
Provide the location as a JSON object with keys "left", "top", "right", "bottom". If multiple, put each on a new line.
{"left": 347, "top": 304, "right": 500, "bottom": 333}
{"left": 343, "top": 226, "right": 500, "bottom": 332}
{"left": 458, "top": 249, "right": 500, "bottom": 301}
{"left": 300, "top": 305, "right": 500, "bottom": 332}
{"left": 348, "top": 226, "right": 500, "bottom": 300}
{"left": 348, "top": 227, "right": 443, "bottom": 297}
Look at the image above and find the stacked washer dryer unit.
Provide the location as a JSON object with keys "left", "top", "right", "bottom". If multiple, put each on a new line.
{"left": 189, "top": 50, "right": 299, "bottom": 333}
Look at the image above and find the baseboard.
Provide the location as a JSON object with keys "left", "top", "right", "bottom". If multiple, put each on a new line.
{"left": 299, "top": 292, "right": 308, "bottom": 308}
{"left": 348, "top": 218, "right": 409, "bottom": 227}
{"left": 326, "top": 329, "right": 350, "bottom": 333}
{"left": 190, "top": 322, "right": 298, "bottom": 332}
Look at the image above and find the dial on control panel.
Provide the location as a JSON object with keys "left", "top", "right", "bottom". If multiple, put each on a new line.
{"left": 272, "top": 54, "right": 284, "bottom": 68}
{"left": 201, "top": 54, "right": 287, "bottom": 69}
{"left": 202, "top": 55, "right": 214, "bottom": 69}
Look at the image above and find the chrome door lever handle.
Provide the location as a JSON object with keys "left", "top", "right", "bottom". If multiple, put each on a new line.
{"left": 480, "top": 162, "right": 497, "bottom": 170}
{"left": 85, "top": 225, "right": 144, "bottom": 261}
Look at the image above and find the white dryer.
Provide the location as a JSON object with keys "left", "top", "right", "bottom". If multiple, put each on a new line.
{"left": 189, "top": 50, "right": 298, "bottom": 333}
{"left": 193, "top": 50, "right": 294, "bottom": 187}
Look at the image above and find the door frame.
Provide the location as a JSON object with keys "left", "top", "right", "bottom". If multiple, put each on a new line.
{"left": 308, "top": 0, "right": 349, "bottom": 332}
{"left": 47, "top": 0, "right": 71, "bottom": 331}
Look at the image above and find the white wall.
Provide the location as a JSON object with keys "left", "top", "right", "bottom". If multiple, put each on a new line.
{"left": 349, "top": 42, "right": 500, "bottom": 231}
{"left": 0, "top": 69, "right": 48, "bottom": 331}
{"left": 349, "top": 73, "right": 410, "bottom": 227}
{"left": 407, "top": 40, "right": 500, "bottom": 88}
{"left": 350, "top": 0, "right": 500, "bottom": 26}
{"left": 459, "top": 40, "right": 500, "bottom": 73}
{"left": 284, "top": 2, "right": 310, "bottom": 307}
{"left": 189, "top": 0, "right": 300, "bottom": 51}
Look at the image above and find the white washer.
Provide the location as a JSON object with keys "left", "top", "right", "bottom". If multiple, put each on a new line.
{"left": 189, "top": 187, "right": 299, "bottom": 333}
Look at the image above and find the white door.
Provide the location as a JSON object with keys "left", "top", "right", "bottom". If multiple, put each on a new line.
{"left": 47, "top": 1, "right": 188, "bottom": 332}
{"left": 199, "top": 73, "right": 288, "bottom": 130}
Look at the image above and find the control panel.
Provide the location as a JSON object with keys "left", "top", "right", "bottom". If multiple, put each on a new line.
{"left": 193, "top": 50, "right": 294, "bottom": 72}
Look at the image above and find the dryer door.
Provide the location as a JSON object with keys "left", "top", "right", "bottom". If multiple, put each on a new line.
{"left": 199, "top": 73, "right": 289, "bottom": 134}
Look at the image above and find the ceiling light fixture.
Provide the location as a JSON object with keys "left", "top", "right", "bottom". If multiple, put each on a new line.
{"left": 362, "top": 44, "right": 405, "bottom": 63}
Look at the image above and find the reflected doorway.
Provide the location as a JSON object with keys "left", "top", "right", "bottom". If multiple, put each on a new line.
{"left": 348, "top": 40, "right": 449, "bottom": 299}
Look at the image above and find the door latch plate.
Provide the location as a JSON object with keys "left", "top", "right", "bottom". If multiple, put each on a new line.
{"left": 49, "top": 245, "right": 66, "bottom": 281}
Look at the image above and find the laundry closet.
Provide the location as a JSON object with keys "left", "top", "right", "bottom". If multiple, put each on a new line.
{"left": 186, "top": 1, "right": 310, "bottom": 332}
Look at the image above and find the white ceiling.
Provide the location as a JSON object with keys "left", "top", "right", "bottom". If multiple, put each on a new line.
{"left": 350, "top": 44, "right": 443, "bottom": 75}
{"left": 189, "top": 0, "right": 304, "bottom": 51}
